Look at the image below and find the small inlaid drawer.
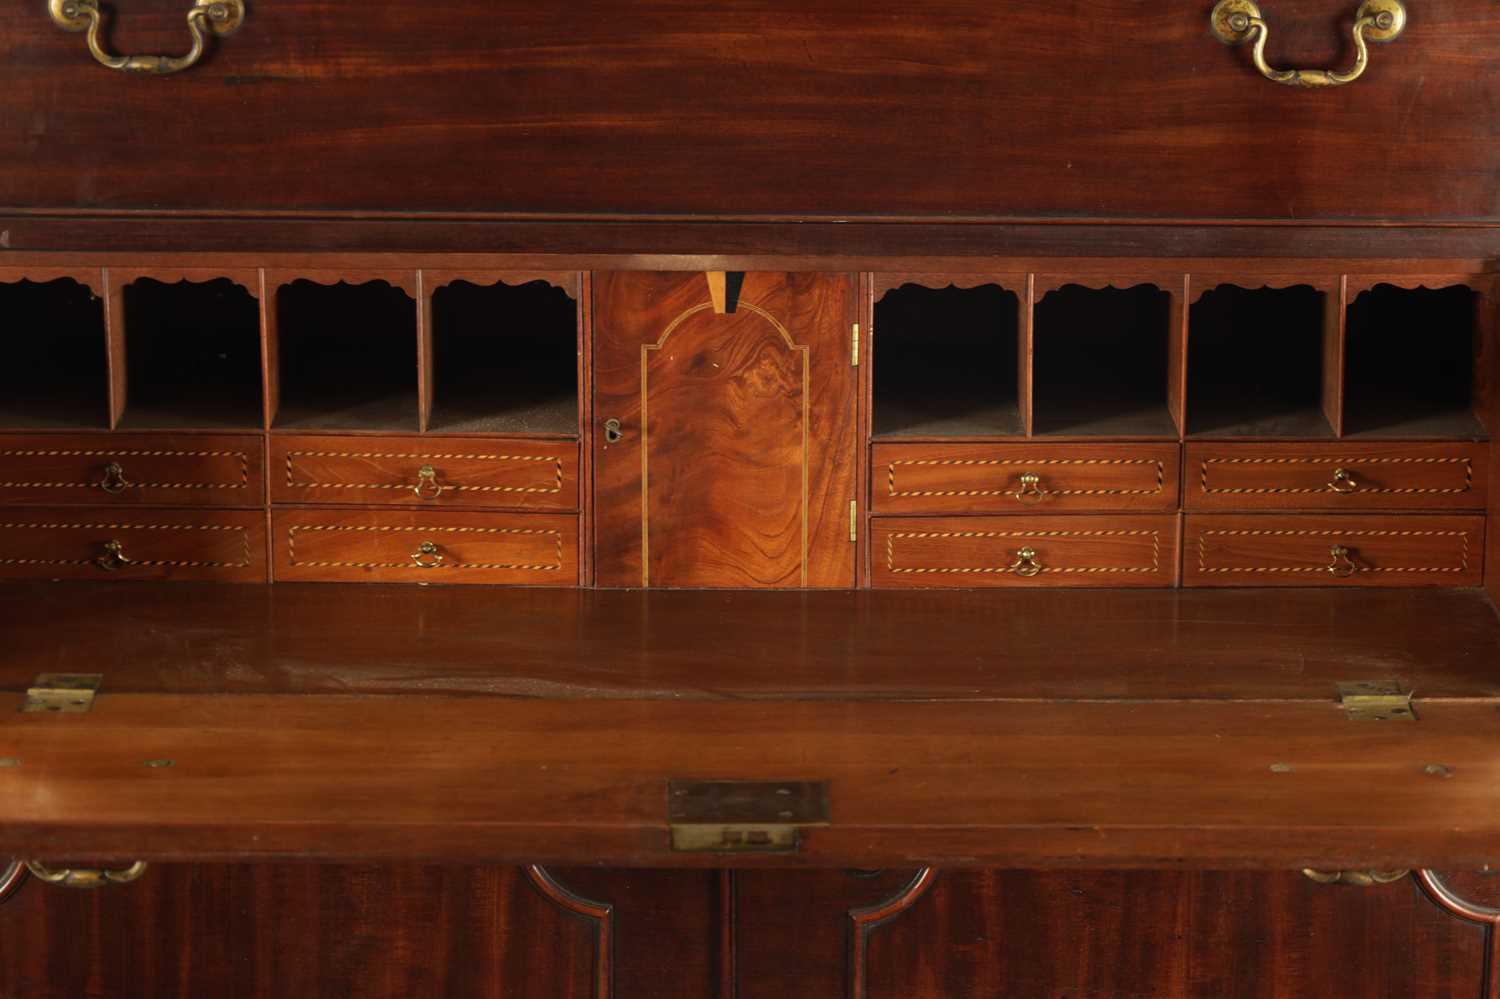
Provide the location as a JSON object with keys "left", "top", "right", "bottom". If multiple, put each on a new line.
{"left": 1185, "top": 443, "right": 1487, "bottom": 512}
{"left": 1183, "top": 514, "right": 1484, "bottom": 588}
{"left": 270, "top": 436, "right": 579, "bottom": 511}
{"left": 872, "top": 443, "right": 1180, "bottom": 515}
{"left": 0, "top": 508, "right": 267, "bottom": 582}
{"left": 0, "top": 434, "right": 265, "bottom": 508}
{"left": 870, "top": 515, "right": 1177, "bottom": 588}
{"left": 273, "top": 509, "right": 579, "bottom": 585}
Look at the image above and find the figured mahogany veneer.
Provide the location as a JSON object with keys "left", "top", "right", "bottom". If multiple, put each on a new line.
{"left": 0, "top": 508, "right": 266, "bottom": 582}
{"left": 872, "top": 443, "right": 1181, "bottom": 515}
{"left": 0, "top": 433, "right": 265, "bottom": 508}
{"left": 1184, "top": 514, "right": 1485, "bottom": 588}
{"left": 870, "top": 514, "right": 1178, "bottom": 588}
{"left": 270, "top": 435, "right": 578, "bottom": 512}
{"left": 272, "top": 509, "right": 579, "bottom": 585}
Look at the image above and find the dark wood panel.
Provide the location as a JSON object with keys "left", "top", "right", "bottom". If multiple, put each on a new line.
{"left": 6, "top": 696, "right": 1500, "bottom": 866}
{"left": 3, "top": 2, "right": 1498, "bottom": 220}
{"left": 860, "top": 871, "right": 1488, "bottom": 999}
{"left": 2, "top": 583, "right": 1500, "bottom": 701}
{"left": 594, "top": 272, "right": 857, "bottom": 588}
{"left": 0, "top": 864, "right": 603, "bottom": 999}
{"left": 733, "top": 869, "right": 922, "bottom": 999}
{"left": 6, "top": 218, "right": 1500, "bottom": 259}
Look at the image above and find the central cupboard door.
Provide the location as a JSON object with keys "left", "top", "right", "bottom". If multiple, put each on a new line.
{"left": 594, "top": 272, "right": 858, "bottom": 588}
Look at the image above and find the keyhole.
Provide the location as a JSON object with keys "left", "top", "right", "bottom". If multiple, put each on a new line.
{"left": 604, "top": 418, "right": 623, "bottom": 444}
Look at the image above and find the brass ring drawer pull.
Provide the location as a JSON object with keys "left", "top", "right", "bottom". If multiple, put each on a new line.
{"left": 48, "top": 0, "right": 245, "bottom": 76}
{"left": 1328, "top": 544, "right": 1359, "bottom": 578}
{"left": 94, "top": 539, "right": 133, "bottom": 572}
{"left": 98, "top": 461, "right": 130, "bottom": 494}
{"left": 1328, "top": 467, "right": 1359, "bottom": 494}
{"left": 413, "top": 465, "right": 444, "bottom": 500}
{"left": 1008, "top": 546, "right": 1043, "bottom": 577}
{"left": 412, "top": 540, "right": 445, "bottom": 569}
{"left": 1210, "top": 0, "right": 1406, "bottom": 88}
{"left": 1011, "top": 473, "right": 1049, "bottom": 505}
{"left": 26, "top": 860, "right": 148, "bottom": 889}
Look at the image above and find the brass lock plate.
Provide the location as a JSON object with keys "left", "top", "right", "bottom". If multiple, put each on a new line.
{"left": 22, "top": 673, "right": 102, "bottom": 714}
{"left": 1335, "top": 680, "right": 1415, "bottom": 722}
{"left": 667, "top": 779, "right": 830, "bottom": 854}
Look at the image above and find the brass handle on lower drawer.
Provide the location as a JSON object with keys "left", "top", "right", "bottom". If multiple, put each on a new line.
{"left": 26, "top": 860, "right": 147, "bottom": 889}
{"left": 1008, "top": 546, "right": 1043, "bottom": 577}
{"left": 94, "top": 539, "right": 133, "bottom": 571}
{"left": 1328, "top": 544, "right": 1359, "bottom": 578}
{"left": 1209, "top": 0, "right": 1406, "bottom": 88}
{"left": 1328, "top": 467, "right": 1359, "bottom": 494}
{"left": 1302, "top": 869, "right": 1408, "bottom": 887}
{"left": 48, "top": 0, "right": 244, "bottom": 76}
{"left": 411, "top": 540, "right": 445, "bottom": 569}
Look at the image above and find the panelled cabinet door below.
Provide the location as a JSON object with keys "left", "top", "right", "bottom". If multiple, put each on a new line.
{"left": 593, "top": 272, "right": 858, "bottom": 588}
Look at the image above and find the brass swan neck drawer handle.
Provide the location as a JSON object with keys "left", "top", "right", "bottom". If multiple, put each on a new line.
{"left": 1008, "top": 546, "right": 1043, "bottom": 577}
{"left": 413, "top": 465, "right": 444, "bottom": 500}
{"left": 94, "top": 539, "right": 133, "bottom": 571}
{"left": 1210, "top": 0, "right": 1406, "bottom": 88}
{"left": 48, "top": 0, "right": 245, "bottom": 76}
{"left": 1328, "top": 467, "right": 1359, "bottom": 494}
{"left": 26, "top": 860, "right": 148, "bottom": 889}
{"left": 98, "top": 461, "right": 129, "bottom": 494}
{"left": 1328, "top": 544, "right": 1359, "bottom": 578}
{"left": 1011, "top": 473, "right": 1049, "bottom": 505}
{"left": 412, "top": 540, "right": 445, "bottom": 569}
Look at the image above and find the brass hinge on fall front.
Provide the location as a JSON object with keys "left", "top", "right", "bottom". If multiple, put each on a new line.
{"left": 1336, "top": 681, "right": 1415, "bottom": 722}
{"left": 668, "top": 779, "right": 830, "bottom": 854}
{"left": 21, "top": 673, "right": 102, "bottom": 714}
{"left": 849, "top": 500, "right": 858, "bottom": 542}
{"left": 851, "top": 323, "right": 861, "bottom": 366}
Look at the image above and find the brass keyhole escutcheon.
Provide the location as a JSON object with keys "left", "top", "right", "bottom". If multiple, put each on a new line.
{"left": 1012, "top": 473, "right": 1048, "bottom": 505}
{"left": 1329, "top": 467, "right": 1358, "bottom": 494}
{"left": 413, "top": 465, "right": 444, "bottom": 500}
{"left": 94, "top": 539, "right": 132, "bottom": 572}
{"left": 99, "top": 461, "right": 129, "bottom": 494}
{"left": 604, "top": 419, "right": 624, "bottom": 444}
{"left": 411, "top": 541, "right": 445, "bottom": 569}
{"left": 1008, "top": 546, "right": 1043, "bottom": 577}
{"left": 1328, "top": 544, "right": 1358, "bottom": 578}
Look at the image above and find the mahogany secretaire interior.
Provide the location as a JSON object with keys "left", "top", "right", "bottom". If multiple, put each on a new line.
{"left": 3, "top": 0, "right": 1500, "bottom": 996}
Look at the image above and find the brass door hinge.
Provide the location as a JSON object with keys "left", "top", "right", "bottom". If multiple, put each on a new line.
{"left": 1336, "top": 681, "right": 1415, "bottom": 721}
{"left": 22, "top": 673, "right": 102, "bottom": 714}
{"left": 851, "top": 323, "right": 861, "bottom": 366}
{"left": 849, "top": 500, "right": 858, "bottom": 542}
{"left": 668, "top": 779, "right": 830, "bottom": 854}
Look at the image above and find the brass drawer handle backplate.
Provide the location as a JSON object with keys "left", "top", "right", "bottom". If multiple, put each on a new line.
{"left": 26, "top": 860, "right": 148, "bottom": 889}
{"left": 1328, "top": 467, "right": 1359, "bottom": 494}
{"left": 1011, "top": 473, "right": 1049, "bottom": 505}
{"left": 1210, "top": 0, "right": 1406, "bottom": 88}
{"left": 1008, "top": 546, "right": 1043, "bottom": 577}
{"left": 411, "top": 540, "right": 445, "bottom": 568}
{"left": 94, "top": 539, "right": 133, "bottom": 571}
{"left": 413, "top": 465, "right": 444, "bottom": 500}
{"left": 98, "top": 461, "right": 129, "bottom": 494}
{"left": 1328, "top": 544, "right": 1359, "bottom": 578}
{"left": 48, "top": 0, "right": 245, "bottom": 76}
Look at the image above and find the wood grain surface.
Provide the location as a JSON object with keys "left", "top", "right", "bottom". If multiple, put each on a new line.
{"left": 2, "top": 1, "right": 1498, "bottom": 221}
{"left": 593, "top": 272, "right": 857, "bottom": 587}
